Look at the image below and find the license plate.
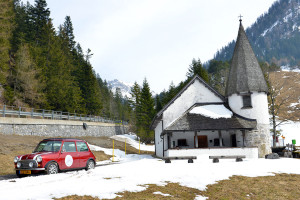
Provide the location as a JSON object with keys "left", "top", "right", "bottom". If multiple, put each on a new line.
{"left": 20, "top": 170, "right": 31, "bottom": 175}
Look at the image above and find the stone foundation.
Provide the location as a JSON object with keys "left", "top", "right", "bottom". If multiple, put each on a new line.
{"left": 245, "top": 123, "right": 271, "bottom": 157}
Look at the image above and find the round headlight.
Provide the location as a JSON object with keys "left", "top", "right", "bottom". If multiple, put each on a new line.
{"left": 14, "top": 156, "right": 19, "bottom": 163}
{"left": 36, "top": 155, "right": 42, "bottom": 163}
{"left": 17, "top": 162, "right": 21, "bottom": 168}
{"left": 29, "top": 162, "right": 33, "bottom": 168}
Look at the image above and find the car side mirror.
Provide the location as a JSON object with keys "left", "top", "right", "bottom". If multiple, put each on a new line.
{"left": 61, "top": 149, "right": 66, "bottom": 153}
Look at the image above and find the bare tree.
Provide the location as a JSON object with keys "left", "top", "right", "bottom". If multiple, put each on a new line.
{"left": 265, "top": 65, "right": 300, "bottom": 147}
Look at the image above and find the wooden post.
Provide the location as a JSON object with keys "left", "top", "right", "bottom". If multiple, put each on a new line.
{"left": 139, "top": 138, "right": 140, "bottom": 154}
{"left": 125, "top": 139, "right": 126, "bottom": 155}
{"left": 194, "top": 131, "right": 198, "bottom": 148}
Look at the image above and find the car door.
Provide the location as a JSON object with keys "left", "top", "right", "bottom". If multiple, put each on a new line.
{"left": 76, "top": 141, "right": 91, "bottom": 168}
{"left": 59, "top": 141, "right": 80, "bottom": 170}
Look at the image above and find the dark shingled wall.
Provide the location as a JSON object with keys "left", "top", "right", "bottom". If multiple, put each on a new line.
{"left": 226, "top": 23, "right": 268, "bottom": 96}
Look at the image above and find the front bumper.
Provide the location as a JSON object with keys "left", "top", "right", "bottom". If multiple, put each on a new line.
{"left": 15, "top": 168, "right": 45, "bottom": 171}
{"left": 15, "top": 159, "right": 45, "bottom": 171}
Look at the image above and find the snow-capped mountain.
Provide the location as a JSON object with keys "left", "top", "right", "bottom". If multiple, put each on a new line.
{"left": 107, "top": 79, "right": 133, "bottom": 98}
{"left": 214, "top": 0, "right": 300, "bottom": 68}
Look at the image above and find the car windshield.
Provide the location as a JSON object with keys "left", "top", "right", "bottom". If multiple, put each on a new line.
{"left": 33, "top": 141, "right": 62, "bottom": 152}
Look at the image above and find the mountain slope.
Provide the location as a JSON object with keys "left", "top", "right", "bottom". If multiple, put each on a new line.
{"left": 107, "top": 79, "right": 133, "bottom": 98}
{"left": 214, "top": 0, "right": 300, "bottom": 68}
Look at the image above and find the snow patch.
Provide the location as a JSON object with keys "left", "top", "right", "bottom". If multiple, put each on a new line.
{"left": 153, "top": 191, "right": 172, "bottom": 196}
{"left": 261, "top": 21, "right": 278, "bottom": 37}
{"left": 189, "top": 105, "right": 233, "bottom": 119}
{"left": 278, "top": 121, "right": 300, "bottom": 145}
{"left": 283, "top": 11, "right": 293, "bottom": 23}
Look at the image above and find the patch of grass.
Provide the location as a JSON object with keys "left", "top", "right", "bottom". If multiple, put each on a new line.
{"left": 92, "top": 151, "right": 110, "bottom": 162}
{"left": 54, "top": 195, "right": 100, "bottom": 200}
{"left": 56, "top": 174, "right": 300, "bottom": 200}
{"left": 0, "top": 134, "right": 47, "bottom": 175}
{"left": 199, "top": 173, "right": 300, "bottom": 200}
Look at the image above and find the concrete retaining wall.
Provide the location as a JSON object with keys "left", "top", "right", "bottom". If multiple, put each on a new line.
{"left": 0, "top": 117, "right": 129, "bottom": 137}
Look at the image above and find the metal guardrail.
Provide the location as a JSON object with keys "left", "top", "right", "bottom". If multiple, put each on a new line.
{"left": 0, "top": 105, "right": 128, "bottom": 125}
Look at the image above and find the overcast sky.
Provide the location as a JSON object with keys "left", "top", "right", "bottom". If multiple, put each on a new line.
{"left": 23, "top": 0, "right": 277, "bottom": 93}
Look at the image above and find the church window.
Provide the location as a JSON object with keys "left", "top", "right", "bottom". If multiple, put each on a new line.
{"left": 242, "top": 95, "right": 252, "bottom": 108}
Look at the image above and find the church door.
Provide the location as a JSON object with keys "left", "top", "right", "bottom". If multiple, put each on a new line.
{"left": 197, "top": 135, "right": 208, "bottom": 148}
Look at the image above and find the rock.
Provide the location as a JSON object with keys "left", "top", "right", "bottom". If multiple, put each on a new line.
{"left": 265, "top": 153, "right": 279, "bottom": 159}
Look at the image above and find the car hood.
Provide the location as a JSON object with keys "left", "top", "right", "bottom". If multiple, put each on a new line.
{"left": 20, "top": 152, "right": 57, "bottom": 160}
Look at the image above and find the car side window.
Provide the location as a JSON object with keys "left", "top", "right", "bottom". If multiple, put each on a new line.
{"left": 62, "top": 142, "right": 76, "bottom": 152}
{"left": 76, "top": 142, "right": 89, "bottom": 152}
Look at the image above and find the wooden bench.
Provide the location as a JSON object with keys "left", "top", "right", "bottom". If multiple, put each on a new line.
{"left": 164, "top": 156, "right": 197, "bottom": 163}
{"left": 209, "top": 155, "right": 246, "bottom": 163}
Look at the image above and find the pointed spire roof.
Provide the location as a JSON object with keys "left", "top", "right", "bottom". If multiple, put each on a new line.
{"left": 226, "top": 21, "right": 268, "bottom": 96}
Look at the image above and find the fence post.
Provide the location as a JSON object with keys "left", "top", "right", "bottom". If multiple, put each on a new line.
{"left": 52, "top": 110, "right": 54, "bottom": 120}
{"left": 19, "top": 107, "right": 21, "bottom": 118}
{"left": 80, "top": 114, "right": 82, "bottom": 121}
{"left": 60, "top": 112, "right": 62, "bottom": 120}
{"left": 74, "top": 113, "right": 76, "bottom": 121}
{"left": 3, "top": 105, "right": 6, "bottom": 117}
{"left": 68, "top": 112, "right": 70, "bottom": 120}
{"left": 31, "top": 108, "right": 34, "bottom": 118}
{"left": 42, "top": 109, "right": 45, "bottom": 119}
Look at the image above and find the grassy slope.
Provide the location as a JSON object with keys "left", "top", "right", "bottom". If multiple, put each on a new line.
{"left": 269, "top": 71, "right": 300, "bottom": 121}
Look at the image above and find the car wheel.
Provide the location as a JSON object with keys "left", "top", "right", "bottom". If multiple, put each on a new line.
{"left": 16, "top": 170, "right": 26, "bottom": 178}
{"left": 86, "top": 160, "right": 95, "bottom": 171}
{"left": 46, "top": 162, "right": 58, "bottom": 175}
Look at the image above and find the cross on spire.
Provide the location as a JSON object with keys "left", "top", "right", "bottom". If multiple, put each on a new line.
{"left": 239, "top": 14, "right": 243, "bottom": 24}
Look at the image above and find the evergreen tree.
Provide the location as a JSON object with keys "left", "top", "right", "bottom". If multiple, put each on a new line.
{"left": 13, "top": 44, "right": 44, "bottom": 106}
{"left": 0, "top": 0, "right": 14, "bottom": 84}
{"left": 155, "top": 95, "right": 162, "bottom": 112}
{"left": 130, "top": 82, "right": 141, "bottom": 131}
{"left": 186, "top": 58, "right": 209, "bottom": 82}
{"left": 62, "top": 16, "right": 76, "bottom": 51}
{"left": 30, "top": 0, "right": 50, "bottom": 45}
{"left": 139, "top": 79, "right": 155, "bottom": 143}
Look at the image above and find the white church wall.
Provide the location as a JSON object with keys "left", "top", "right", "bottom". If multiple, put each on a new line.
{"left": 228, "top": 92, "right": 269, "bottom": 124}
{"left": 166, "top": 147, "right": 258, "bottom": 158}
{"left": 163, "top": 79, "right": 223, "bottom": 129}
{"left": 155, "top": 121, "right": 163, "bottom": 157}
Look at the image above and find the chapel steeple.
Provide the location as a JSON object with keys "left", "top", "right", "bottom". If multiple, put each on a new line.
{"left": 225, "top": 20, "right": 268, "bottom": 97}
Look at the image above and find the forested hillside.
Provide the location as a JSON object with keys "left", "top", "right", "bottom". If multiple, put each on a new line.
{"left": 0, "top": 0, "right": 131, "bottom": 122}
{"left": 214, "top": 0, "right": 300, "bottom": 68}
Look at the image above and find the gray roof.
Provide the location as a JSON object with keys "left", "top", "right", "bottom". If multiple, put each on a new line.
{"left": 226, "top": 22, "right": 268, "bottom": 96}
{"left": 164, "top": 105, "right": 257, "bottom": 133}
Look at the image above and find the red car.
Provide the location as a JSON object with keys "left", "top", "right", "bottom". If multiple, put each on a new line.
{"left": 14, "top": 138, "right": 96, "bottom": 177}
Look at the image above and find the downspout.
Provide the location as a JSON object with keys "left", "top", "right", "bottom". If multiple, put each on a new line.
{"left": 162, "top": 120, "right": 164, "bottom": 157}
